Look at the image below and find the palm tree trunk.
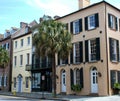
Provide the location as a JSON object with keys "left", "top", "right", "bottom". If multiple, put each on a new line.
{"left": 52, "top": 53, "right": 56, "bottom": 97}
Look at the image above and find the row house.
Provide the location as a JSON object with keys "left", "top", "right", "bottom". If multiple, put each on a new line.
{"left": 0, "top": 27, "right": 18, "bottom": 91}
{"left": 26, "top": 15, "right": 53, "bottom": 92}
{"left": 11, "top": 21, "right": 37, "bottom": 92}
{"left": 56, "top": 0, "right": 120, "bottom": 96}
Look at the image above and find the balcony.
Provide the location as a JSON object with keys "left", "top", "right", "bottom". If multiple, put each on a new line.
{"left": 32, "top": 62, "right": 52, "bottom": 70}
{"left": 25, "top": 64, "right": 32, "bottom": 71}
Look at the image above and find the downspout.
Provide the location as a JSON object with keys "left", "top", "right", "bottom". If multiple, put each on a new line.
{"left": 104, "top": 2, "right": 110, "bottom": 95}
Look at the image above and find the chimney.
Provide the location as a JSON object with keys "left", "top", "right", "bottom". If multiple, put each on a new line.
{"left": 78, "top": 0, "right": 90, "bottom": 9}
{"left": 20, "top": 22, "right": 28, "bottom": 28}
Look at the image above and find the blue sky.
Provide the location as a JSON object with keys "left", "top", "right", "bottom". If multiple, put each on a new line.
{"left": 0, "top": 0, "right": 120, "bottom": 34}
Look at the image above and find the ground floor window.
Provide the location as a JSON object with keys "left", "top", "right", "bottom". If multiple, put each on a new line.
{"left": 0, "top": 76, "right": 2, "bottom": 87}
{"left": 32, "top": 73, "right": 41, "bottom": 89}
{"left": 111, "top": 70, "right": 120, "bottom": 88}
{"left": 32, "top": 71, "right": 52, "bottom": 92}
{"left": 25, "top": 77, "right": 29, "bottom": 88}
{"left": 13, "top": 77, "right": 16, "bottom": 88}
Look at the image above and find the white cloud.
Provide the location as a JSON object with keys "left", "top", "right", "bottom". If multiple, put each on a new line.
{"left": 25, "top": 0, "right": 74, "bottom": 17}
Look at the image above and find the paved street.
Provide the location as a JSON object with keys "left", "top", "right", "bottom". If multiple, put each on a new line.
{"left": 0, "top": 95, "right": 39, "bottom": 101}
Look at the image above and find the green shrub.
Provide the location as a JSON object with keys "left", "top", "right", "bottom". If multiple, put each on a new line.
{"left": 114, "top": 83, "right": 120, "bottom": 90}
{"left": 71, "top": 84, "right": 82, "bottom": 92}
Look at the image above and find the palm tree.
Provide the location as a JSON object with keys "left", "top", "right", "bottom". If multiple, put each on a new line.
{"left": 33, "top": 19, "right": 72, "bottom": 97}
{"left": 0, "top": 46, "right": 9, "bottom": 89}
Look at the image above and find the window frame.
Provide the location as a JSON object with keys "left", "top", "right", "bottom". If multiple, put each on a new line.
{"left": 73, "top": 20, "right": 80, "bottom": 34}
{"left": 88, "top": 39, "right": 97, "bottom": 62}
{"left": 20, "top": 55, "right": 23, "bottom": 66}
{"left": 88, "top": 14, "right": 95, "bottom": 30}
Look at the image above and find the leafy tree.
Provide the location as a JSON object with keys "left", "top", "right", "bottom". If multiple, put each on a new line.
{"left": 33, "top": 19, "right": 72, "bottom": 97}
{"left": 0, "top": 46, "right": 9, "bottom": 88}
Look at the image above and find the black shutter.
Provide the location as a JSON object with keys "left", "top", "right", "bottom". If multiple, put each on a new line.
{"left": 109, "top": 38, "right": 112, "bottom": 61}
{"left": 117, "top": 71, "right": 120, "bottom": 83}
{"left": 79, "top": 42, "right": 83, "bottom": 62}
{"left": 70, "top": 22, "right": 73, "bottom": 34}
{"left": 70, "top": 45, "right": 73, "bottom": 64}
{"left": 85, "top": 40, "right": 89, "bottom": 62}
{"left": 80, "top": 68, "right": 84, "bottom": 88}
{"left": 85, "top": 17, "right": 88, "bottom": 30}
{"left": 79, "top": 19, "right": 82, "bottom": 32}
{"left": 115, "top": 17, "right": 118, "bottom": 31}
{"left": 108, "top": 14, "right": 111, "bottom": 28}
{"left": 96, "top": 38, "right": 100, "bottom": 61}
{"left": 58, "top": 54, "right": 60, "bottom": 65}
{"left": 117, "top": 40, "right": 119, "bottom": 61}
{"left": 95, "top": 13, "right": 99, "bottom": 27}
{"left": 110, "top": 70, "right": 116, "bottom": 88}
{"left": 70, "top": 69, "right": 74, "bottom": 90}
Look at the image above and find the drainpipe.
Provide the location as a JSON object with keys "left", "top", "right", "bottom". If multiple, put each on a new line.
{"left": 104, "top": 2, "right": 110, "bottom": 95}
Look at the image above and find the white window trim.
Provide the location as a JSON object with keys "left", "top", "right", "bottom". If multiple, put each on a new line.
{"left": 88, "top": 39, "right": 97, "bottom": 62}
{"left": 4, "top": 75, "right": 7, "bottom": 87}
{"left": 88, "top": 15, "right": 95, "bottom": 30}
{"left": 73, "top": 20, "right": 79, "bottom": 34}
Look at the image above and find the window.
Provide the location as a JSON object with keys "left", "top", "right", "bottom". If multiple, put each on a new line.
{"left": 27, "top": 37, "right": 30, "bottom": 45}
{"left": 108, "top": 14, "right": 118, "bottom": 30}
{"left": 109, "top": 38, "right": 119, "bottom": 62}
{"left": 21, "top": 39, "right": 23, "bottom": 47}
{"left": 73, "top": 20, "right": 80, "bottom": 34}
{"left": 15, "top": 41, "right": 17, "bottom": 48}
{"left": 20, "top": 55, "right": 23, "bottom": 66}
{"left": 88, "top": 15, "right": 95, "bottom": 29}
{"left": 85, "top": 13, "right": 99, "bottom": 30}
{"left": 70, "top": 68, "right": 83, "bottom": 88}
{"left": 73, "top": 42, "right": 83, "bottom": 63}
{"left": 89, "top": 39, "right": 96, "bottom": 61}
{"left": 14, "top": 56, "right": 17, "bottom": 66}
{"left": 6, "top": 43, "right": 9, "bottom": 50}
{"left": 85, "top": 38, "right": 100, "bottom": 62}
{"left": 4, "top": 76, "right": 7, "bottom": 87}
{"left": 60, "top": 59, "right": 66, "bottom": 65}
{"left": 13, "top": 77, "right": 16, "bottom": 88}
{"left": 25, "top": 77, "right": 29, "bottom": 88}
{"left": 70, "top": 19, "right": 82, "bottom": 34}
{"left": 110, "top": 70, "right": 120, "bottom": 88}
{"left": 27, "top": 53, "right": 30, "bottom": 65}
{"left": 32, "top": 73, "right": 41, "bottom": 89}
{"left": 74, "top": 43, "right": 80, "bottom": 63}
{"left": 74, "top": 69, "right": 80, "bottom": 85}
{"left": 0, "top": 76, "right": 1, "bottom": 86}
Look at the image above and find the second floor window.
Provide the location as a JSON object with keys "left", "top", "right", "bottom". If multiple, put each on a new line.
{"left": 27, "top": 53, "right": 30, "bottom": 65}
{"left": 73, "top": 42, "right": 83, "bottom": 63}
{"left": 27, "top": 37, "right": 30, "bottom": 45}
{"left": 20, "top": 55, "right": 23, "bottom": 66}
{"left": 70, "top": 19, "right": 82, "bottom": 34}
{"left": 15, "top": 41, "right": 17, "bottom": 48}
{"left": 21, "top": 39, "right": 23, "bottom": 47}
{"left": 85, "top": 38, "right": 100, "bottom": 62}
{"left": 14, "top": 56, "right": 17, "bottom": 66}
{"left": 85, "top": 13, "right": 99, "bottom": 30}
{"left": 109, "top": 38, "right": 119, "bottom": 62}
{"left": 108, "top": 14, "right": 118, "bottom": 30}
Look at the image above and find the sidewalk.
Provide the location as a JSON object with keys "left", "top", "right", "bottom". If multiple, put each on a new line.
{"left": 0, "top": 91, "right": 94, "bottom": 101}
{"left": 0, "top": 91, "right": 120, "bottom": 101}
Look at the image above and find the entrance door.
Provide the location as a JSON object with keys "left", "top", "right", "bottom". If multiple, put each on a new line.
{"left": 91, "top": 67, "right": 98, "bottom": 93}
{"left": 61, "top": 70, "right": 66, "bottom": 92}
{"left": 17, "top": 75, "right": 22, "bottom": 92}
